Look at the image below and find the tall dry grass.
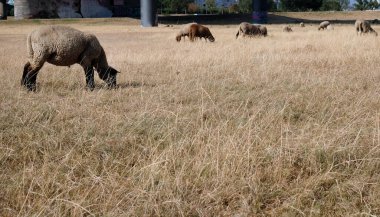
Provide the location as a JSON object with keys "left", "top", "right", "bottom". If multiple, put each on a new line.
{"left": 0, "top": 22, "right": 380, "bottom": 216}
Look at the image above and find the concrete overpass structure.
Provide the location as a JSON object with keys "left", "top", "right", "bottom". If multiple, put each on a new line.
{"left": 12, "top": 0, "right": 268, "bottom": 25}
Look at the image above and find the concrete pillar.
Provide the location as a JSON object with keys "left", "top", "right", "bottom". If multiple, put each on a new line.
{"left": 253, "top": 0, "right": 268, "bottom": 24}
{"left": 141, "top": 0, "right": 157, "bottom": 27}
{"left": 14, "top": 0, "right": 37, "bottom": 19}
{"left": 0, "top": 0, "right": 7, "bottom": 20}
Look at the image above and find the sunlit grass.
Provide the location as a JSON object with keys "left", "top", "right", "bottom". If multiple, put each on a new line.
{"left": 0, "top": 20, "right": 380, "bottom": 216}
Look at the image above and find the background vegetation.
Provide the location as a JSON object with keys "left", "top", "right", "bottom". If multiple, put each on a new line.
{"left": 157, "top": 0, "right": 379, "bottom": 14}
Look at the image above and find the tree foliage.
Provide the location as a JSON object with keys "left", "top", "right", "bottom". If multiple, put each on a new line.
{"left": 280, "top": 0, "right": 323, "bottom": 11}
{"left": 157, "top": 0, "right": 193, "bottom": 14}
{"left": 320, "top": 0, "right": 342, "bottom": 11}
{"left": 279, "top": 0, "right": 352, "bottom": 11}
{"left": 205, "top": 0, "right": 217, "bottom": 13}
{"left": 238, "top": 0, "right": 252, "bottom": 13}
{"left": 157, "top": 0, "right": 357, "bottom": 14}
{"left": 339, "top": 0, "right": 350, "bottom": 10}
{"left": 354, "top": 0, "right": 380, "bottom": 10}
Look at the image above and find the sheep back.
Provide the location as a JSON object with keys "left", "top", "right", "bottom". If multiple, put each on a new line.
{"left": 318, "top": 21, "right": 330, "bottom": 30}
{"left": 176, "top": 22, "right": 196, "bottom": 42}
{"left": 236, "top": 22, "right": 263, "bottom": 38}
{"left": 189, "top": 24, "right": 215, "bottom": 42}
{"left": 28, "top": 25, "right": 102, "bottom": 67}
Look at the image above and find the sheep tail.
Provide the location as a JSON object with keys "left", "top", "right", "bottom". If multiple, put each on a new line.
{"left": 27, "top": 34, "right": 33, "bottom": 59}
{"left": 236, "top": 26, "right": 242, "bottom": 39}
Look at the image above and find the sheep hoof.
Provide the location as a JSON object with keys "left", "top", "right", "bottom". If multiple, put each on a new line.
{"left": 86, "top": 85, "right": 95, "bottom": 91}
{"left": 26, "top": 83, "right": 36, "bottom": 92}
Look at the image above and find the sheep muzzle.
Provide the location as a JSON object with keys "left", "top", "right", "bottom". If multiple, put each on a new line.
{"left": 98, "top": 67, "right": 118, "bottom": 88}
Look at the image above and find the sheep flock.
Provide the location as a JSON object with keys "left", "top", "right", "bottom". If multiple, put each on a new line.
{"left": 22, "top": 19, "right": 378, "bottom": 91}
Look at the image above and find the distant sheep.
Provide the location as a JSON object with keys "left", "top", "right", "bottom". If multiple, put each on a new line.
{"left": 355, "top": 19, "right": 378, "bottom": 36}
{"left": 22, "top": 25, "right": 119, "bottom": 91}
{"left": 283, "top": 25, "right": 293, "bottom": 32}
{"left": 318, "top": 21, "right": 331, "bottom": 30}
{"left": 176, "top": 22, "right": 196, "bottom": 42}
{"left": 236, "top": 22, "right": 267, "bottom": 38}
{"left": 300, "top": 22, "right": 305, "bottom": 27}
{"left": 188, "top": 24, "right": 215, "bottom": 42}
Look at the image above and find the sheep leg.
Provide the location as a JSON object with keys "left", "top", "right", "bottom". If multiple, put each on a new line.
{"left": 21, "top": 62, "right": 31, "bottom": 86}
{"left": 24, "top": 65, "right": 42, "bottom": 92}
{"left": 84, "top": 66, "right": 95, "bottom": 91}
{"left": 190, "top": 32, "right": 195, "bottom": 42}
{"left": 106, "top": 77, "right": 116, "bottom": 89}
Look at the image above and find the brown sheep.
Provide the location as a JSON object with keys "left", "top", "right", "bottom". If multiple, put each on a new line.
{"left": 318, "top": 21, "right": 330, "bottom": 30}
{"left": 188, "top": 24, "right": 215, "bottom": 42}
{"left": 355, "top": 19, "right": 378, "bottom": 36}
{"left": 22, "top": 25, "right": 119, "bottom": 91}
{"left": 283, "top": 25, "right": 293, "bottom": 32}
{"left": 236, "top": 22, "right": 267, "bottom": 38}
{"left": 176, "top": 22, "right": 197, "bottom": 42}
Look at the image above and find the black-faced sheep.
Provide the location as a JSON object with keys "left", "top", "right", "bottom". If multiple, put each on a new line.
{"left": 283, "top": 25, "right": 293, "bottom": 32}
{"left": 22, "top": 25, "right": 119, "bottom": 91}
{"left": 188, "top": 24, "right": 215, "bottom": 42}
{"left": 318, "top": 21, "right": 331, "bottom": 30}
{"left": 355, "top": 19, "right": 378, "bottom": 36}
{"left": 236, "top": 22, "right": 267, "bottom": 38}
{"left": 176, "top": 22, "right": 197, "bottom": 42}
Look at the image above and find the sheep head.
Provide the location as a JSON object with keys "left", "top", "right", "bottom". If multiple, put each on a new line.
{"left": 205, "top": 29, "right": 215, "bottom": 42}
{"left": 208, "top": 34, "right": 215, "bottom": 42}
{"left": 98, "top": 66, "right": 119, "bottom": 88}
{"left": 176, "top": 34, "right": 182, "bottom": 42}
{"left": 370, "top": 29, "right": 378, "bottom": 36}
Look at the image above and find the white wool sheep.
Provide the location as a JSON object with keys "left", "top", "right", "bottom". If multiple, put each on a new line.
{"left": 22, "top": 25, "right": 119, "bottom": 91}
{"left": 236, "top": 22, "right": 267, "bottom": 38}
{"left": 176, "top": 22, "right": 197, "bottom": 42}
{"left": 318, "top": 21, "right": 330, "bottom": 30}
{"left": 355, "top": 19, "right": 378, "bottom": 36}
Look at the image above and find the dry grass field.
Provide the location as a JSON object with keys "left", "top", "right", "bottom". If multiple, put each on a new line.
{"left": 1, "top": 19, "right": 380, "bottom": 216}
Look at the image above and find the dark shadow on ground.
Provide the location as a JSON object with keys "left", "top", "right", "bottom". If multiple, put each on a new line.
{"left": 116, "top": 81, "right": 156, "bottom": 89}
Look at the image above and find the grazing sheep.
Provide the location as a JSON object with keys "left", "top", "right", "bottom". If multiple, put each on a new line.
{"left": 318, "top": 21, "right": 330, "bottom": 30}
{"left": 22, "top": 25, "right": 119, "bottom": 91}
{"left": 355, "top": 19, "right": 378, "bottom": 36}
{"left": 188, "top": 23, "right": 215, "bottom": 42}
{"left": 236, "top": 22, "right": 267, "bottom": 38}
{"left": 300, "top": 22, "right": 305, "bottom": 27}
{"left": 283, "top": 25, "right": 293, "bottom": 32}
{"left": 176, "top": 22, "right": 197, "bottom": 42}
